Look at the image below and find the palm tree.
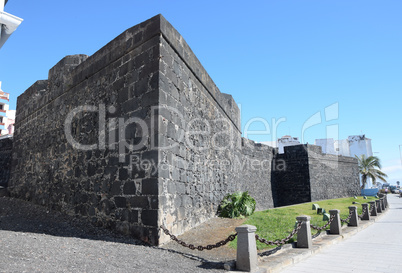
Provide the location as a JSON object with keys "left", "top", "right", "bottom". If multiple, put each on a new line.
{"left": 355, "top": 155, "right": 388, "bottom": 190}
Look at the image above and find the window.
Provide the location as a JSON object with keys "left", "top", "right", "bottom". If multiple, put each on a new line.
{"left": 0, "top": 104, "right": 3, "bottom": 110}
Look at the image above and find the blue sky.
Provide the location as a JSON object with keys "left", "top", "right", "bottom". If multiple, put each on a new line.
{"left": 1, "top": 0, "right": 401, "bottom": 184}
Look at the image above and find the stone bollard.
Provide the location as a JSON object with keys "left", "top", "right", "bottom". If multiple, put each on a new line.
{"left": 296, "top": 215, "right": 312, "bottom": 249}
{"left": 385, "top": 195, "right": 388, "bottom": 208}
{"left": 329, "top": 209, "right": 342, "bottom": 235}
{"left": 380, "top": 198, "right": 386, "bottom": 211}
{"left": 376, "top": 199, "right": 382, "bottom": 213}
{"left": 369, "top": 201, "right": 377, "bottom": 216}
{"left": 235, "top": 225, "right": 258, "bottom": 272}
{"left": 348, "top": 206, "right": 359, "bottom": 227}
{"left": 361, "top": 204, "right": 370, "bottom": 220}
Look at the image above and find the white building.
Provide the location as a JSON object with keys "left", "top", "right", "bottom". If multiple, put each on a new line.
{"left": 0, "top": 0, "right": 23, "bottom": 49}
{"left": 314, "top": 138, "right": 336, "bottom": 154}
{"left": 315, "top": 135, "right": 374, "bottom": 188}
{"left": 0, "top": 81, "right": 15, "bottom": 136}
{"left": 261, "top": 135, "right": 301, "bottom": 154}
{"left": 277, "top": 135, "right": 300, "bottom": 154}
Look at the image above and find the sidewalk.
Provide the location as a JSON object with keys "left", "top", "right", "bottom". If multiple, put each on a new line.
{"left": 273, "top": 194, "right": 400, "bottom": 273}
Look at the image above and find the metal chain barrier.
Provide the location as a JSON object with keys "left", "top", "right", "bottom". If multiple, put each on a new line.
{"left": 358, "top": 206, "right": 367, "bottom": 219}
{"left": 341, "top": 210, "right": 354, "bottom": 223}
{"left": 310, "top": 214, "right": 335, "bottom": 230}
{"left": 255, "top": 221, "right": 302, "bottom": 246}
{"left": 160, "top": 225, "right": 237, "bottom": 251}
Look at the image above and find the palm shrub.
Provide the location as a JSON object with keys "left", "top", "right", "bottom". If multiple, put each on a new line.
{"left": 218, "top": 191, "right": 256, "bottom": 218}
{"left": 355, "top": 155, "right": 388, "bottom": 189}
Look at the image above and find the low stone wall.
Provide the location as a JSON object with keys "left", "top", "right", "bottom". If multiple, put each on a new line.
{"left": 240, "top": 138, "right": 275, "bottom": 211}
{"left": 272, "top": 145, "right": 360, "bottom": 207}
{"left": 0, "top": 137, "right": 12, "bottom": 187}
{"left": 308, "top": 146, "right": 360, "bottom": 201}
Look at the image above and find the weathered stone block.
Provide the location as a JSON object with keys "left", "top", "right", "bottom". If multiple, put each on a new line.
{"left": 141, "top": 178, "right": 159, "bottom": 195}
{"left": 141, "top": 209, "right": 158, "bottom": 226}
{"left": 114, "top": 197, "right": 127, "bottom": 208}
{"left": 123, "top": 181, "right": 136, "bottom": 195}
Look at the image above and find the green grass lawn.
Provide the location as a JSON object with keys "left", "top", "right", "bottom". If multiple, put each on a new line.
{"left": 229, "top": 196, "right": 376, "bottom": 250}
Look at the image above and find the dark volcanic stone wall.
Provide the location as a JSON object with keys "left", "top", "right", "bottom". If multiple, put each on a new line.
{"left": 272, "top": 145, "right": 311, "bottom": 207}
{"left": 307, "top": 146, "right": 360, "bottom": 201}
{"left": 10, "top": 16, "right": 162, "bottom": 244}
{"left": 272, "top": 144, "right": 360, "bottom": 207}
{"left": 157, "top": 18, "right": 274, "bottom": 241}
{"left": 10, "top": 15, "right": 275, "bottom": 245}
{"left": 0, "top": 137, "right": 12, "bottom": 187}
{"left": 240, "top": 138, "right": 275, "bottom": 211}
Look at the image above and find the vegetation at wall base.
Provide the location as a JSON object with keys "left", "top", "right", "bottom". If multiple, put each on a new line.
{"left": 218, "top": 191, "right": 256, "bottom": 218}
{"left": 229, "top": 196, "right": 376, "bottom": 250}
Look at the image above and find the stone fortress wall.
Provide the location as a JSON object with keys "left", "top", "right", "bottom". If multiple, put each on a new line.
{"left": 0, "top": 137, "right": 12, "bottom": 187}
{"left": 272, "top": 145, "right": 360, "bottom": 207}
{"left": 2, "top": 14, "right": 360, "bottom": 245}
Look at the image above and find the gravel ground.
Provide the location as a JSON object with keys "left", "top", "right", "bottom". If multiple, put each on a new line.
{"left": 0, "top": 197, "right": 226, "bottom": 273}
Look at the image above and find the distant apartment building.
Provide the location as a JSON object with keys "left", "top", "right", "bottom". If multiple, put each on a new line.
{"left": 315, "top": 135, "right": 374, "bottom": 188}
{"left": 1, "top": 0, "right": 23, "bottom": 49}
{"left": 0, "top": 81, "right": 15, "bottom": 136}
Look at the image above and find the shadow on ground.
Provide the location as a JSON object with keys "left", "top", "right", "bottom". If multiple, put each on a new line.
{"left": 0, "top": 196, "right": 229, "bottom": 270}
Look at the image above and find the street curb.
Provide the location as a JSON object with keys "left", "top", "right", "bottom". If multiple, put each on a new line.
{"left": 240, "top": 205, "right": 389, "bottom": 273}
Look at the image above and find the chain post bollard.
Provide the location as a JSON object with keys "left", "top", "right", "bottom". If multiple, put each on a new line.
{"left": 347, "top": 206, "right": 359, "bottom": 227}
{"left": 376, "top": 199, "right": 382, "bottom": 213}
{"left": 369, "top": 201, "right": 377, "bottom": 216}
{"left": 329, "top": 209, "right": 342, "bottom": 235}
{"left": 380, "top": 198, "right": 385, "bottom": 211}
{"left": 296, "top": 215, "right": 312, "bottom": 248}
{"left": 361, "top": 203, "right": 370, "bottom": 220}
{"left": 235, "top": 225, "right": 258, "bottom": 272}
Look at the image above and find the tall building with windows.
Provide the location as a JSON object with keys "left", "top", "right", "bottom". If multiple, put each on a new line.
{"left": 1, "top": 0, "right": 23, "bottom": 49}
{"left": 0, "top": 81, "right": 15, "bottom": 136}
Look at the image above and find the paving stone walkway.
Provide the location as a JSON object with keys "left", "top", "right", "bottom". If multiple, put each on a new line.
{"left": 281, "top": 194, "right": 402, "bottom": 273}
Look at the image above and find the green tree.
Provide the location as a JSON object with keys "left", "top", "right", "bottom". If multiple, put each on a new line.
{"left": 355, "top": 155, "right": 388, "bottom": 190}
